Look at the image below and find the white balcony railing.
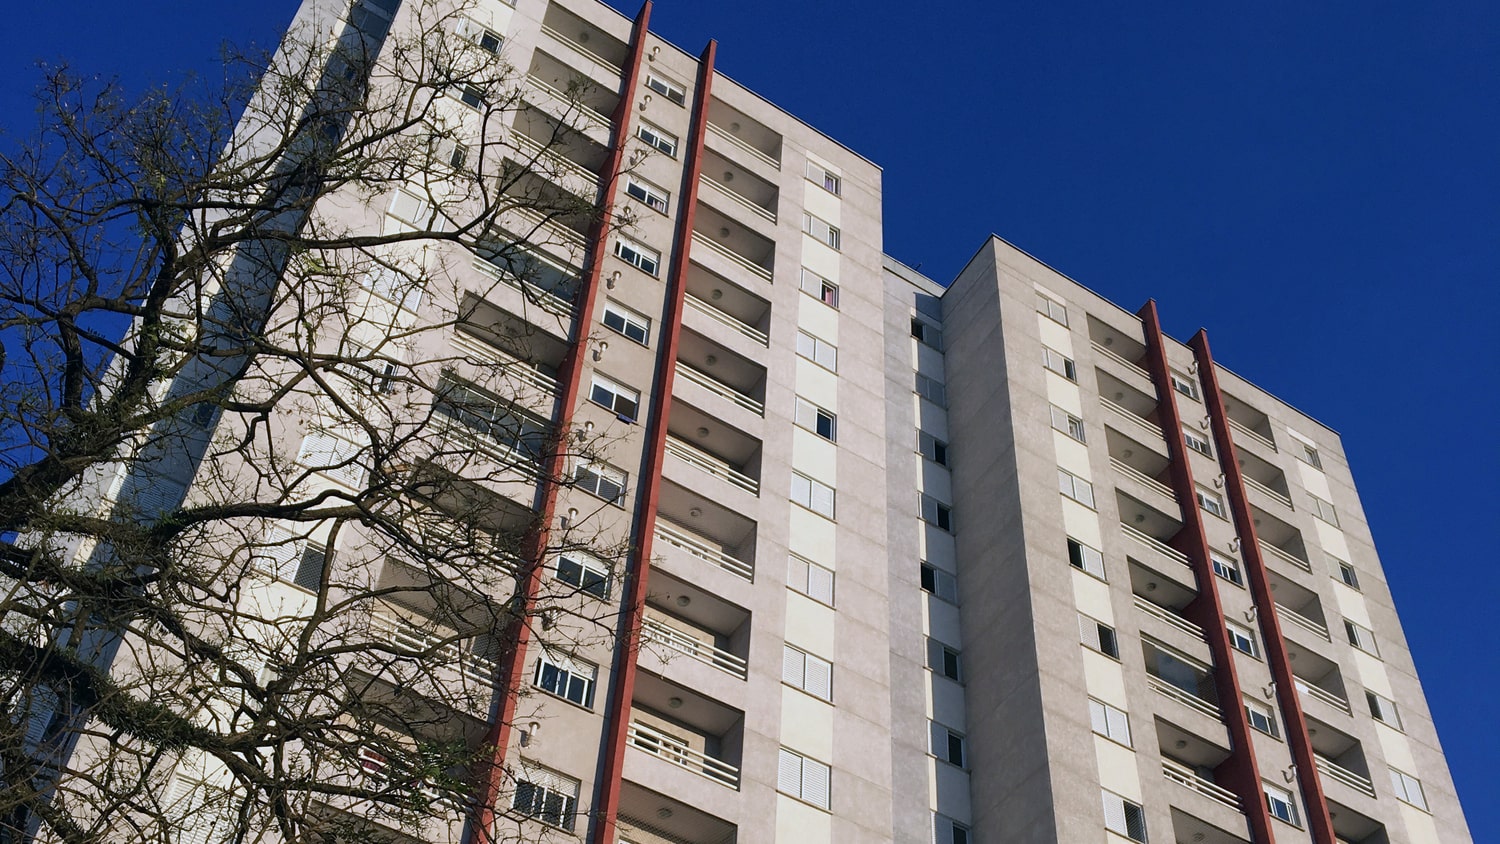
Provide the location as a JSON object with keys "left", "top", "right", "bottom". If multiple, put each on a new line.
{"left": 641, "top": 615, "right": 748, "bottom": 680}
{"left": 1148, "top": 675, "right": 1221, "bottom": 720}
{"left": 653, "top": 520, "right": 754, "bottom": 582}
{"left": 526, "top": 76, "right": 610, "bottom": 124}
{"left": 685, "top": 292, "right": 769, "bottom": 346}
{"left": 1162, "top": 758, "right": 1242, "bottom": 811}
{"left": 674, "top": 361, "right": 764, "bottom": 416}
{"left": 690, "top": 231, "right": 773, "bottom": 281}
{"left": 1244, "top": 475, "right": 1294, "bottom": 509}
{"left": 1101, "top": 397, "right": 1166, "bottom": 441}
{"left": 435, "top": 417, "right": 544, "bottom": 479}
{"left": 1110, "top": 458, "right": 1175, "bottom": 500}
{"left": 449, "top": 330, "right": 559, "bottom": 397}
{"left": 357, "top": 747, "right": 468, "bottom": 810}
{"left": 1134, "top": 596, "right": 1206, "bottom": 641}
{"left": 1295, "top": 678, "right": 1352, "bottom": 714}
{"left": 1091, "top": 341, "right": 1152, "bottom": 381}
{"left": 1276, "top": 603, "right": 1331, "bottom": 641}
{"left": 1122, "top": 522, "right": 1192, "bottom": 568}
{"left": 627, "top": 721, "right": 740, "bottom": 788}
{"left": 1315, "top": 753, "right": 1377, "bottom": 798}
{"left": 367, "top": 612, "right": 498, "bottom": 687}
{"left": 1228, "top": 417, "right": 1277, "bottom": 451}
{"left": 420, "top": 520, "right": 523, "bottom": 574}
{"left": 511, "top": 133, "right": 600, "bottom": 195}
{"left": 538, "top": 24, "right": 623, "bottom": 74}
{"left": 699, "top": 175, "right": 776, "bottom": 223}
{"left": 705, "top": 121, "right": 780, "bottom": 170}
{"left": 1259, "top": 540, "right": 1312, "bottom": 573}
{"left": 470, "top": 256, "right": 574, "bottom": 316}
{"left": 665, "top": 436, "right": 759, "bottom": 495}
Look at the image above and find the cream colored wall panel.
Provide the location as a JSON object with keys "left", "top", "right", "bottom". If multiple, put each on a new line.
{"left": 788, "top": 506, "right": 837, "bottom": 564}
{"left": 1378, "top": 725, "right": 1419, "bottom": 772}
{"left": 1046, "top": 377, "right": 1084, "bottom": 417}
{"left": 920, "top": 525, "right": 957, "bottom": 571}
{"left": 775, "top": 795, "right": 832, "bottom": 843}
{"left": 801, "top": 240, "right": 840, "bottom": 281}
{"left": 916, "top": 396, "right": 949, "bottom": 441}
{"left": 1071, "top": 570, "right": 1114, "bottom": 623}
{"left": 781, "top": 686, "right": 835, "bottom": 760}
{"left": 1352, "top": 650, "right": 1385, "bottom": 684}
{"left": 1311, "top": 519, "right": 1346, "bottom": 559}
{"left": 1038, "top": 318, "right": 1074, "bottom": 356}
{"left": 924, "top": 594, "right": 963, "bottom": 645}
{"left": 792, "top": 428, "right": 839, "bottom": 483}
{"left": 796, "top": 359, "right": 840, "bottom": 408}
{"left": 1297, "top": 460, "right": 1332, "bottom": 498}
{"left": 1399, "top": 804, "right": 1443, "bottom": 844}
{"left": 1082, "top": 650, "right": 1128, "bottom": 706}
{"left": 915, "top": 342, "right": 945, "bottom": 378}
{"left": 1052, "top": 434, "right": 1091, "bottom": 477}
{"left": 1061, "top": 498, "right": 1101, "bottom": 542}
{"left": 803, "top": 184, "right": 841, "bottom": 227}
{"left": 1332, "top": 585, "right": 1373, "bottom": 631}
{"left": 1093, "top": 738, "right": 1141, "bottom": 801}
{"left": 921, "top": 457, "right": 954, "bottom": 504}
{"left": 798, "top": 294, "right": 840, "bottom": 344}
{"left": 785, "top": 592, "right": 836, "bottom": 657}
{"left": 930, "top": 674, "right": 967, "bottom": 728}
{"left": 932, "top": 760, "right": 973, "bottom": 823}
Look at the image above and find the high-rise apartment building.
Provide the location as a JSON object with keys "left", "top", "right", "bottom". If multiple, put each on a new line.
{"left": 28, "top": 0, "right": 1471, "bottom": 842}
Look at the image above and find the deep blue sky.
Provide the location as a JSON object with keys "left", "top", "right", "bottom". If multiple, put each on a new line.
{"left": 3, "top": 1, "right": 1495, "bottom": 837}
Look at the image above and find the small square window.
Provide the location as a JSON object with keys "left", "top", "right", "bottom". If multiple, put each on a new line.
{"left": 915, "top": 373, "right": 947, "bottom": 407}
{"left": 919, "top": 562, "right": 958, "bottom": 603}
{"left": 796, "top": 330, "right": 839, "bottom": 371}
{"left": 788, "top": 554, "right": 835, "bottom": 606}
{"left": 1068, "top": 538, "right": 1106, "bottom": 580}
{"left": 801, "top": 213, "right": 841, "bottom": 250}
{"left": 792, "top": 472, "right": 836, "bottom": 519}
{"left": 1036, "top": 292, "right": 1068, "bottom": 326}
{"left": 1079, "top": 615, "right": 1120, "bottom": 658}
{"left": 1298, "top": 442, "right": 1323, "bottom": 470}
{"left": 911, "top": 317, "right": 943, "bottom": 349}
{"left": 1043, "top": 346, "right": 1077, "bottom": 381}
{"left": 644, "top": 73, "right": 686, "bottom": 105}
{"left": 929, "top": 721, "right": 967, "bottom": 767}
{"left": 1310, "top": 494, "right": 1340, "bottom": 526}
{"left": 556, "top": 553, "right": 610, "bottom": 599}
{"left": 1264, "top": 782, "right": 1299, "bottom": 826}
{"left": 602, "top": 300, "right": 651, "bottom": 345}
{"left": 1197, "top": 487, "right": 1227, "bottom": 519}
{"left": 1088, "top": 698, "right": 1132, "bottom": 746}
{"left": 1102, "top": 791, "right": 1147, "bottom": 842}
{"left": 1058, "top": 468, "right": 1095, "bottom": 508}
{"left": 1171, "top": 372, "right": 1200, "bottom": 401}
{"left": 1227, "top": 622, "right": 1259, "bottom": 657}
{"left": 1210, "top": 553, "right": 1243, "bottom": 586}
{"left": 574, "top": 459, "right": 627, "bottom": 504}
{"left": 1183, "top": 428, "right": 1213, "bottom": 457}
{"left": 799, "top": 268, "right": 839, "bottom": 308}
{"left": 614, "top": 236, "right": 660, "bottom": 276}
{"left": 920, "top": 494, "right": 953, "bottom": 532}
{"left": 795, "top": 397, "right": 837, "bottom": 442}
{"left": 625, "top": 175, "right": 670, "bottom": 214}
{"left": 918, "top": 431, "right": 949, "bottom": 466}
{"left": 1245, "top": 699, "right": 1279, "bottom": 737}
{"left": 1336, "top": 559, "right": 1361, "bottom": 590}
{"left": 636, "top": 121, "right": 678, "bottom": 157}
{"left": 1367, "top": 691, "right": 1402, "bottom": 730}
{"left": 1389, "top": 768, "right": 1428, "bottom": 810}
{"left": 458, "top": 84, "right": 486, "bottom": 109}
{"left": 1345, "top": 620, "right": 1379, "bottom": 656}
{"left": 1050, "top": 405, "right": 1087, "bottom": 443}
{"left": 589, "top": 373, "right": 640, "bottom": 420}
{"left": 927, "top": 637, "right": 962, "bottom": 682}
{"left": 806, "top": 161, "right": 841, "bottom": 196}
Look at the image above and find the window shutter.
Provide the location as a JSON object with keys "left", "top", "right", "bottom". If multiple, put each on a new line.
{"left": 777, "top": 748, "right": 802, "bottom": 794}
{"left": 1088, "top": 699, "right": 1109, "bottom": 735}
{"left": 782, "top": 645, "right": 804, "bottom": 687}
{"left": 255, "top": 524, "right": 303, "bottom": 581}
{"left": 811, "top": 482, "right": 835, "bottom": 518}
{"left": 1106, "top": 706, "right": 1131, "bottom": 745}
{"left": 803, "top": 653, "right": 832, "bottom": 700}
{"left": 1102, "top": 791, "right": 1128, "bottom": 836}
{"left": 297, "top": 429, "right": 368, "bottom": 488}
{"left": 802, "top": 757, "right": 831, "bottom": 809}
{"left": 1079, "top": 615, "right": 1098, "bottom": 650}
{"left": 292, "top": 544, "right": 327, "bottom": 591}
{"left": 791, "top": 474, "right": 812, "bottom": 506}
{"left": 807, "top": 563, "right": 834, "bottom": 604}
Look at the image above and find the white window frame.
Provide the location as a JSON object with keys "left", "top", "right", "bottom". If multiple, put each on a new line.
{"left": 1068, "top": 537, "right": 1106, "bottom": 580}
{"left": 934, "top": 814, "right": 971, "bottom": 844}
{"left": 1050, "top": 405, "right": 1087, "bottom": 443}
{"left": 624, "top": 175, "right": 670, "bottom": 214}
{"left": 1197, "top": 486, "right": 1227, "bottom": 519}
{"left": 799, "top": 267, "right": 839, "bottom": 308}
{"left": 794, "top": 396, "right": 837, "bottom": 442}
{"left": 1058, "top": 468, "right": 1096, "bottom": 509}
{"left": 805, "top": 161, "right": 841, "bottom": 196}
{"left": 455, "top": 18, "right": 502, "bottom": 54}
{"left": 1310, "top": 494, "right": 1340, "bottom": 526}
{"left": 920, "top": 494, "right": 953, "bottom": 532}
{"left": 555, "top": 552, "right": 610, "bottom": 600}
{"left": 613, "top": 236, "right": 660, "bottom": 276}
{"left": 456, "top": 83, "right": 487, "bottom": 110}
{"left": 1245, "top": 698, "right": 1279, "bottom": 737}
{"left": 1389, "top": 767, "right": 1428, "bottom": 810}
{"left": 1297, "top": 441, "right": 1324, "bottom": 470}
{"left": 920, "top": 562, "right": 958, "bottom": 604}
{"left": 1210, "top": 553, "right": 1243, "bottom": 586}
{"left": 1367, "top": 691, "right": 1402, "bottom": 730}
{"left": 574, "top": 458, "right": 627, "bottom": 504}
{"left": 601, "top": 299, "right": 651, "bottom": 346}
{"left": 915, "top": 373, "right": 948, "bottom": 407}
{"left": 1227, "top": 621, "right": 1260, "bottom": 658}
{"left": 1183, "top": 427, "right": 1213, "bottom": 457}
{"left": 788, "top": 553, "right": 835, "bottom": 606}
{"left": 918, "top": 431, "right": 949, "bottom": 466}
{"left": 911, "top": 316, "right": 943, "bottom": 349}
{"left": 588, "top": 373, "right": 640, "bottom": 420}
{"left": 512, "top": 761, "right": 580, "bottom": 831}
{"left": 782, "top": 644, "right": 833, "bottom": 701}
{"left": 533, "top": 649, "right": 597, "bottom": 709}
{"left": 636, "top": 121, "right": 678, "bottom": 157}
{"left": 791, "top": 472, "right": 836, "bottom": 519}
{"left": 1042, "top": 346, "right": 1077, "bottom": 381}
{"left": 1345, "top": 620, "right": 1379, "bottom": 656}
{"left": 1171, "top": 372, "right": 1200, "bottom": 401}
{"left": 1264, "top": 782, "right": 1300, "bottom": 826}
{"left": 1088, "top": 698, "right": 1132, "bottom": 746}
{"left": 1037, "top": 292, "right": 1069, "bottom": 326}
{"left": 1336, "top": 559, "right": 1361, "bottom": 590}
{"left": 927, "top": 637, "right": 962, "bottom": 683}
{"left": 644, "top": 72, "right": 686, "bottom": 105}
{"left": 801, "top": 212, "right": 841, "bottom": 250}
{"left": 1079, "top": 614, "right": 1120, "bottom": 659}
{"left": 1102, "top": 790, "right": 1147, "bottom": 842}
{"left": 777, "top": 748, "right": 831, "bottom": 810}
{"left": 929, "top": 721, "right": 967, "bottom": 768}
{"left": 796, "top": 330, "right": 838, "bottom": 371}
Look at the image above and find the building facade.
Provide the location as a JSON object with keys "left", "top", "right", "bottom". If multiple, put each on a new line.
{"left": 44, "top": 0, "right": 1471, "bottom": 842}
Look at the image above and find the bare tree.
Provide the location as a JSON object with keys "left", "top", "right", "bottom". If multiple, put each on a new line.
{"left": 0, "top": 0, "right": 634, "bottom": 840}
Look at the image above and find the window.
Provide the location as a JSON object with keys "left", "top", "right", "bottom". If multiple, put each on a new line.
{"left": 298, "top": 427, "right": 369, "bottom": 488}
{"left": 387, "top": 188, "right": 432, "bottom": 228}
{"left": 919, "top": 562, "right": 958, "bottom": 604}
{"left": 457, "top": 84, "right": 487, "bottom": 109}
{"left": 934, "top": 814, "right": 971, "bottom": 844}
{"left": 795, "top": 330, "right": 839, "bottom": 372}
{"left": 927, "top": 637, "right": 962, "bottom": 682}
{"left": 588, "top": 373, "right": 640, "bottom": 420}
{"left": 645, "top": 73, "right": 686, "bottom": 105}
{"left": 1245, "top": 699, "right": 1279, "bottom": 737}
{"left": 929, "top": 721, "right": 967, "bottom": 767}
{"left": 1042, "top": 346, "right": 1077, "bottom": 381}
{"left": 1058, "top": 468, "right": 1096, "bottom": 508}
{"left": 512, "top": 763, "right": 579, "bottom": 831}
{"left": 434, "top": 376, "right": 550, "bottom": 462}
{"left": 791, "top": 472, "right": 836, "bottom": 519}
{"left": 1183, "top": 428, "right": 1213, "bottom": 457}
{"left": 1310, "top": 495, "right": 1340, "bottom": 526}
{"left": 782, "top": 645, "right": 833, "bottom": 701}
{"left": 806, "top": 161, "right": 841, "bottom": 195}
{"left": 556, "top": 553, "right": 610, "bottom": 599}
{"left": 1050, "top": 405, "right": 1087, "bottom": 443}
{"left": 1390, "top": 768, "right": 1428, "bottom": 810}
{"left": 1227, "top": 622, "right": 1259, "bottom": 657}
{"left": 1079, "top": 615, "right": 1120, "bottom": 659}
{"left": 1210, "top": 553, "right": 1243, "bottom": 586}
{"left": 918, "top": 431, "right": 949, "bottom": 466}
{"left": 574, "top": 459, "right": 627, "bottom": 503}
{"left": 777, "top": 748, "right": 831, "bottom": 810}
{"left": 636, "top": 121, "right": 678, "bottom": 157}
{"left": 788, "top": 553, "right": 835, "bottom": 606}
{"left": 1196, "top": 487, "right": 1227, "bottom": 519}
{"left": 1036, "top": 292, "right": 1069, "bottom": 326}
{"left": 1067, "top": 538, "right": 1105, "bottom": 580}
{"left": 1336, "top": 559, "right": 1361, "bottom": 590}
{"left": 799, "top": 267, "right": 839, "bottom": 308}
{"left": 602, "top": 300, "right": 651, "bottom": 345}
{"left": 911, "top": 317, "right": 943, "bottom": 349}
{"left": 448, "top": 143, "right": 470, "bottom": 169}
{"left": 1367, "top": 691, "right": 1403, "bottom": 730}
{"left": 1171, "top": 372, "right": 1200, "bottom": 401}
{"left": 456, "top": 18, "right": 503, "bottom": 54}
{"left": 1297, "top": 442, "right": 1323, "bottom": 470}
{"left": 920, "top": 494, "right": 953, "bottom": 532}
{"left": 1264, "top": 782, "right": 1299, "bottom": 825}
{"left": 625, "top": 175, "right": 670, "bottom": 214}
{"left": 533, "top": 650, "right": 597, "bottom": 708}
{"left": 1101, "top": 791, "right": 1147, "bottom": 842}
{"left": 256, "top": 526, "right": 329, "bottom": 591}
{"left": 613, "top": 236, "right": 660, "bottom": 276}
{"left": 802, "top": 213, "right": 841, "bottom": 250}
{"left": 1088, "top": 698, "right": 1132, "bottom": 746}
{"left": 795, "top": 397, "right": 837, "bottom": 441}
{"left": 915, "top": 373, "right": 948, "bottom": 407}
{"left": 1344, "top": 620, "right": 1379, "bottom": 656}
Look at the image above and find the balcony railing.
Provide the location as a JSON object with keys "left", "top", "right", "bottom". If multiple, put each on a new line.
{"left": 674, "top": 361, "right": 764, "bottom": 416}
{"left": 653, "top": 520, "right": 754, "bottom": 582}
{"left": 449, "top": 331, "right": 559, "bottom": 397}
{"left": 538, "top": 24, "right": 623, "bottom": 74}
{"left": 1276, "top": 603, "right": 1331, "bottom": 641}
{"left": 1315, "top": 754, "right": 1377, "bottom": 798}
{"left": 526, "top": 76, "right": 610, "bottom": 124}
{"left": 1110, "top": 458, "right": 1175, "bottom": 500}
{"left": 690, "top": 231, "right": 773, "bottom": 281}
{"left": 1162, "top": 758, "right": 1242, "bottom": 811}
{"left": 368, "top": 612, "right": 499, "bottom": 688}
{"left": 435, "top": 417, "right": 543, "bottom": 479}
{"left": 706, "top": 121, "right": 780, "bottom": 170}
{"left": 1091, "top": 341, "right": 1152, "bottom": 381}
{"left": 665, "top": 436, "right": 759, "bottom": 495}
{"left": 420, "top": 520, "right": 523, "bottom": 574}
{"left": 1259, "top": 540, "right": 1312, "bottom": 573}
{"left": 471, "top": 256, "right": 574, "bottom": 316}
{"left": 511, "top": 133, "right": 599, "bottom": 195}
{"left": 685, "top": 292, "right": 769, "bottom": 346}
{"left": 1148, "top": 674, "right": 1221, "bottom": 720}
{"left": 1121, "top": 522, "right": 1192, "bottom": 569}
{"left": 626, "top": 721, "right": 740, "bottom": 788}
{"left": 1134, "top": 596, "right": 1205, "bottom": 642}
{"left": 357, "top": 747, "right": 469, "bottom": 810}
{"left": 1295, "top": 678, "right": 1352, "bottom": 714}
{"left": 641, "top": 615, "right": 748, "bottom": 680}
{"left": 1101, "top": 397, "right": 1165, "bottom": 441}
{"left": 699, "top": 175, "right": 776, "bottom": 223}
{"left": 1228, "top": 417, "right": 1276, "bottom": 451}
{"left": 1244, "top": 475, "right": 1294, "bottom": 509}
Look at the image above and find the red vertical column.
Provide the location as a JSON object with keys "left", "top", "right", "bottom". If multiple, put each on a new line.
{"left": 588, "top": 38, "right": 717, "bottom": 844}
{"left": 1136, "top": 301, "right": 1278, "bottom": 844}
{"left": 1190, "top": 330, "right": 1337, "bottom": 844}
{"left": 465, "top": 5, "right": 654, "bottom": 843}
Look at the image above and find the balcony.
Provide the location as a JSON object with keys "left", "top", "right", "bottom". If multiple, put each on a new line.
{"left": 1290, "top": 645, "right": 1352, "bottom": 716}
{"left": 691, "top": 204, "right": 775, "bottom": 282}
{"left": 1327, "top": 799, "right": 1388, "bottom": 844}
{"left": 698, "top": 148, "right": 778, "bottom": 224}
{"left": 1144, "top": 638, "right": 1221, "bottom": 721}
{"left": 453, "top": 295, "right": 566, "bottom": 411}
{"left": 539, "top": 2, "right": 628, "bottom": 76}
{"left": 1164, "top": 757, "right": 1240, "bottom": 810}
{"left": 675, "top": 329, "right": 767, "bottom": 418}
{"left": 525, "top": 50, "right": 619, "bottom": 129}
{"left": 683, "top": 261, "right": 771, "bottom": 348}
{"left": 705, "top": 98, "right": 782, "bottom": 171}
{"left": 1270, "top": 570, "right": 1331, "bottom": 642}
{"left": 1236, "top": 446, "right": 1293, "bottom": 509}
{"left": 431, "top": 375, "right": 551, "bottom": 484}
{"left": 627, "top": 672, "right": 743, "bottom": 791}
{"left": 1222, "top": 391, "right": 1276, "bottom": 452}
{"left": 1107, "top": 426, "right": 1175, "bottom": 504}
{"left": 1088, "top": 315, "right": 1152, "bottom": 380}
{"left": 510, "top": 128, "right": 603, "bottom": 202}
{"left": 1118, "top": 492, "right": 1189, "bottom": 570}
{"left": 617, "top": 780, "right": 736, "bottom": 844}
{"left": 1134, "top": 595, "right": 1206, "bottom": 643}
{"left": 655, "top": 480, "right": 756, "bottom": 582}
{"left": 1307, "top": 715, "right": 1377, "bottom": 800}
{"left": 473, "top": 226, "right": 582, "bottom": 316}
{"left": 1317, "top": 753, "right": 1377, "bottom": 799}
{"left": 1127, "top": 552, "right": 1198, "bottom": 618}
{"left": 641, "top": 573, "right": 750, "bottom": 681}
{"left": 666, "top": 401, "right": 761, "bottom": 496}
{"left": 1098, "top": 370, "right": 1165, "bottom": 445}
